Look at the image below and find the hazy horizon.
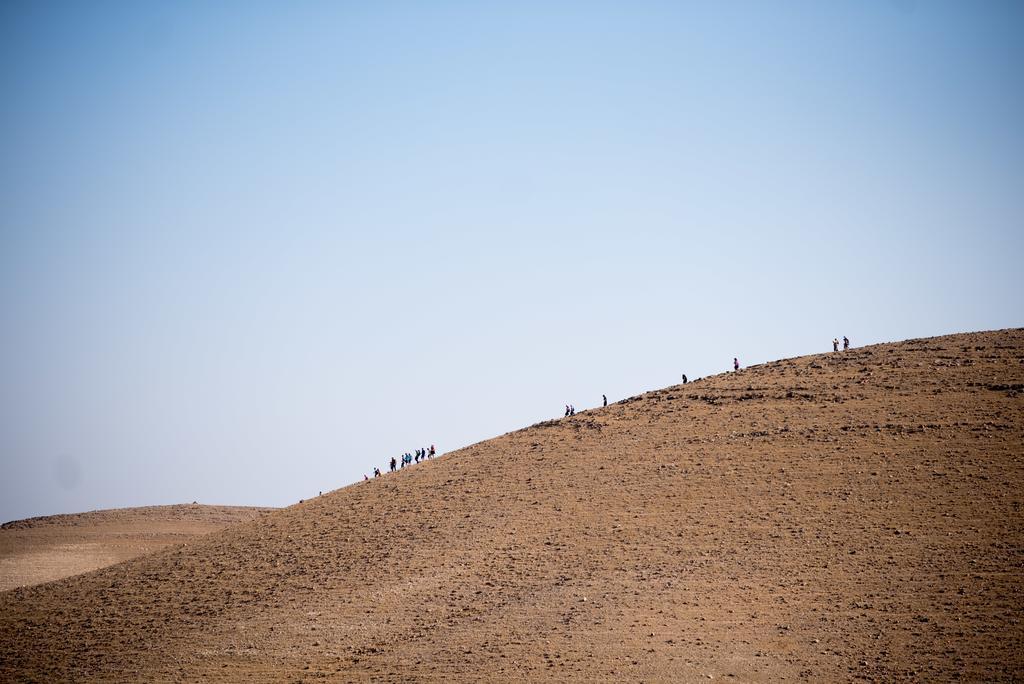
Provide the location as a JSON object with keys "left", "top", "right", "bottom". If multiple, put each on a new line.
{"left": 3, "top": 1, "right": 1022, "bottom": 523}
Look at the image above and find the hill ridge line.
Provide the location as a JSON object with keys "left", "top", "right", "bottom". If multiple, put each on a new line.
{"left": 2, "top": 328, "right": 1022, "bottom": 682}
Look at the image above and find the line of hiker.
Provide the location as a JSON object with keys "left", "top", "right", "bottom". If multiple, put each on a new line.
{"left": 384, "top": 445, "right": 436, "bottom": 474}
{"left": 555, "top": 336, "right": 855, "bottom": 422}
{"left": 365, "top": 445, "right": 438, "bottom": 480}
{"left": 361, "top": 335, "right": 860, "bottom": 484}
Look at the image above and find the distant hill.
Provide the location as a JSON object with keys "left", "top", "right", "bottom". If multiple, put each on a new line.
{"left": 2, "top": 330, "right": 1022, "bottom": 681}
{"left": 0, "top": 504, "right": 274, "bottom": 592}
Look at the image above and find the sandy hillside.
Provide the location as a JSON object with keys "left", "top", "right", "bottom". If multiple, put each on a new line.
{"left": 1, "top": 330, "right": 1022, "bottom": 682}
{"left": 0, "top": 505, "right": 274, "bottom": 592}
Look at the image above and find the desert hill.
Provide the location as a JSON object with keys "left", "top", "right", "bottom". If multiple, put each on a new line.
{"left": 1, "top": 330, "right": 1022, "bottom": 682}
{"left": 0, "top": 505, "right": 275, "bottom": 592}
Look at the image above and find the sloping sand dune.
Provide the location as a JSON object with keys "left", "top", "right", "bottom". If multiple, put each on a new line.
{"left": 1, "top": 330, "right": 1022, "bottom": 681}
{"left": 0, "top": 505, "right": 274, "bottom": 592}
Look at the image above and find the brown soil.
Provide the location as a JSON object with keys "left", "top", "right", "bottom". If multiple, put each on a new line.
{"left": 0, "top": 505, "right": 274, "bottom": 592}
{"left": 1, "top": 330, "right": 1022, "bottom": 682}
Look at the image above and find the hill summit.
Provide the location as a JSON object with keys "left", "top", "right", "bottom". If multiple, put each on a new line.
{"left": 2, "top": 330, "right": 1022, "bottom": 681}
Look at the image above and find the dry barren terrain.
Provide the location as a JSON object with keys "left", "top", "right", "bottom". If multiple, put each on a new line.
{"left": 0, "top": 505, "right": 274, "bottom": 592}
{"left": 1, "top": 330, "right": 1022, "bottom": 682}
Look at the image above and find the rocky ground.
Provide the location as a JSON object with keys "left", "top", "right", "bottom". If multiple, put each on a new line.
{"left": 1, "top": 329, "right": 1021, "bottom": 682}
{"left": 0, "top": 505, "right": 274, "bottom": 592}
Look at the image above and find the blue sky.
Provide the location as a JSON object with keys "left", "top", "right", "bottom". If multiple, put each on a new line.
{"left": 1, "top": 1, "right": 1022, "bottom": 522}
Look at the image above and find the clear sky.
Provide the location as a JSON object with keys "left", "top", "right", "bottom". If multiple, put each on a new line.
{"left": 1, "top": 1, "right": 1022, "bottom": 523}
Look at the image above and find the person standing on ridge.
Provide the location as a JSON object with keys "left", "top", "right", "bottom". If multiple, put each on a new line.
{"left": 733, "top": 358, "right": 740, "bottom": 372}
{"left": 390, "top": 456, "right": 397, "bottom": 472}
{"left": 565, "top": 405, "right": 570, "bottom": 417}
{"left": 429, "top": 444, "right": 436, "bottom": 458}
{"left": 603, "top": 394, "right": 607, "bottom": 407}
{"left": 682, "top": 374, "right": 688, "bottom": 384}
{"left": 833, "top": 338, "right": 839, "bottom": 352}
{"left": 843, "top": 336, "right": 850, "bottom": 350}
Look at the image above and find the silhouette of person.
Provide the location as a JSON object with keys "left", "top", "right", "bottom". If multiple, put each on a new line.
{"left": 570, "top": 405, "right": 575, "bottom": 416}
{"left": 833, "top": 338, "right": 839, "bottom": 352}
{"left": 733, "top": 358, "right": 740, "bottom": 372}
{"left": 565, "top": 405, "right": 570, "bottom": 417}
{"left": 843, "top": 336, "right": 850, "bottom": 350}
{"left": 603, "top": 394, "right": 607, "bottom": 407}
{"left": 682, "top": 374, "right": 688, "bottom": 384}
{"left": 429, "top": 444, "right": 436, "bottom": 458}
{"left": 390, "top": 456, "right": 397, "bottom": 472}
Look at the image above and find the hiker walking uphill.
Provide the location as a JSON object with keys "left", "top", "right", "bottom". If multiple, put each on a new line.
{"left": 843, "top": 335, "right": 850, "bottom": 350}
{"left": 733, "top": 357, "right": 740, "bottom": 372}
{"left": 603, "top": 394, "right": 608, "bottom": 407}
{"left": 381, "top": 443, "right": 436, "bottom": 476}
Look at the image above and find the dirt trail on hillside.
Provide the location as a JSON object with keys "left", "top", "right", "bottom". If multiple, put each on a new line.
{"left": 1, "top": 330, "right": 1022, "bottom": 682}
{"left": 0, "top": 505, "right": 274, "bottom": 592}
